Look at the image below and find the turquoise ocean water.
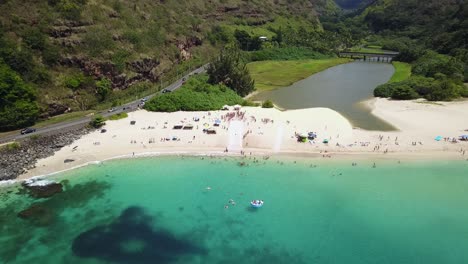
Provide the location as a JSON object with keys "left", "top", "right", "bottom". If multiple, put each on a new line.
{"left": 1, "top": 156, "right": 468, "bottom": 264}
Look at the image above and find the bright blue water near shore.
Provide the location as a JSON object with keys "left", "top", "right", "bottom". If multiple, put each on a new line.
{"left": 1, "top": 156, "right": 468, "bottom": 264}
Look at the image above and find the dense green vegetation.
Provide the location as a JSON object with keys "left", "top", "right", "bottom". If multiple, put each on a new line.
{"left": 0, "top": 0, "right": 349, "bottom": 130}
{"left": 389, "top": 62, "right": 411, "bottom": 83}
{"left": 344, "top": 0, "right": 468, "bottom": 101}
{"left": 1, "top": 0, "right": 467, "bottom": 130}
{"left": 0, "top": 60, "right": 39, "bottom": 131}
{"left": 144, "top": 75, "right": 243, "bottom": 112}
{"left": 374, "top": 76, "right": 467, "bottom": 101}
{"left": 247, "top": 58, "right": 351, "bottom": 91}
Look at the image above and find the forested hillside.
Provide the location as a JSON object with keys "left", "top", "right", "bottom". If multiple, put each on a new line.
{"left": 364, "top": 0, "right": 467, "bottom": 56}
{"left": 0, "top": 0, "right": 339, "bottom": 131}
{"left": 361, "top": 0, "right": 468, "bottom": 100}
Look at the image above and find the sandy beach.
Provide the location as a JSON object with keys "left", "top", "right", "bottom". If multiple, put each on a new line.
{"left": 20, "top": 98, "right": 468, "bottom": 179}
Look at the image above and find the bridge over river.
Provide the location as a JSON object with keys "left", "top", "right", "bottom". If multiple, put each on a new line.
{"left": 339, "top": 51, "right": 399, "bottom": 63}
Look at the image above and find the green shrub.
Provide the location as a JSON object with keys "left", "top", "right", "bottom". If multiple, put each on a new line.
{"left": 262, "top": 100, "right": 274, "bottom": 108}
{"left": 30, "top": 134, "right": 41, "bottom": 140}
{"left": 461, "top": 86, "right": 468, "bottom": 98}
{"left": 22, "top": 28, "right": 46, "bottom": 50}
{"left": 0, "top": 142, "right": 21, "bottom": 152}
{"left": 390, "top": 85, "right": 418, "bottom": 100}
{"left": 42, "top": 44, "right": 61, "bottom": 66}
{"left": 96, "top": 78, "right": 112, "bottom": 101}
{"left": 108, "top": 112, "right": 128, "bottom": 120}
{"left": 207, "top": 25, "right": 231, "bottom": 45}
{"left": 241, "top": 100, "right": 260, "bottom": 107}
{"left": 89, "top": 115, "right": 106, "bottom": 128}
{"left": 65, "top": 73, "right": 85, "bottom": 90}
{"left": 374, "top": 83, "right": 395, "bottom": 98}
{"left": 55, "top": 0, "right": 85, "bottom": 20}
{"left": 111, "top": 50, "right": 130, "bottom": 72}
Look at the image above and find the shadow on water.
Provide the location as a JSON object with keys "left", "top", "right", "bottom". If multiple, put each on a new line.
{"left": 246, "top": 206, "right": 261, "bottom": 213}
{"left": 72, "top": 206, "right": 206, "bottom": 264}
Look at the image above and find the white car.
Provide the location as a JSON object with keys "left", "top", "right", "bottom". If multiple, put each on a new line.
{"left": 108, "top": 107, "right": 116, "bottom": 112}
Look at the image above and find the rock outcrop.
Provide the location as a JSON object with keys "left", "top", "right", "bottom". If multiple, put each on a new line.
{"left": 0, "top": 128, "right": 90, "bottom": 181}
{"left": 22, "top": 178, "right": 63, "bottom": 198}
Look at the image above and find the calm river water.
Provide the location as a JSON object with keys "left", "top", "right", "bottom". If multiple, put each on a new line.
{"left": 253, "top": 62, "right": 396, "bottom": 131}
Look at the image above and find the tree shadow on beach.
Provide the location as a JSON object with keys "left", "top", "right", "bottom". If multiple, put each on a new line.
{"left": 72, "top": 206, "right": 206, "bottom": 264}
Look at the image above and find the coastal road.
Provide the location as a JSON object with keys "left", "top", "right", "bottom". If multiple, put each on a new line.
{"left": 0, "top": 64, "right": 209, "bottom": 144}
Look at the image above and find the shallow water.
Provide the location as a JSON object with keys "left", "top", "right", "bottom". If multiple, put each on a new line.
{"left": 253, "top": 62, "right": 395, "bottom": 131}
{"left": 1, "top": 156, "right": 468, "bottom": 264}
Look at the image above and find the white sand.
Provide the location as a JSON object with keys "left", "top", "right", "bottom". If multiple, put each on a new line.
{"left": 20, "top": 99, "right": 468, "bottom": 179}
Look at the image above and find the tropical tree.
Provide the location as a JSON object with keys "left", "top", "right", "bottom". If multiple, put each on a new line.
{"left": 207, "top": 47, "right": 255, "bottom": 97}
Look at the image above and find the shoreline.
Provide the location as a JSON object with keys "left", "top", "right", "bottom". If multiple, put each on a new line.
{"left": 4, "top": 98, "right": 468, "bottom": 182}
{"left": 2, "top": 149, "right": 466, "bottom": 188}
{"left": 4, "top": 147, "right": 465, "bottom": 186}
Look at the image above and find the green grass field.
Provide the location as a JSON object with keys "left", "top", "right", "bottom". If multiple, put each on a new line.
{"left": 247, "top": 58, "right": 351, "bottom": 91}
{"left": 389, "top": 62, "right": 412, "bottom": 83}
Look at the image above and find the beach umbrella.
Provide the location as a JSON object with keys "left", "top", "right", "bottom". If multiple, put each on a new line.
{"left": 215, "top": 119, "right": 221, "bottom": 124}
{"left": 323, "top": 139, "right": 329, "bottom": 144}
{"left": 222, "top": 105, "right": 230, "bottom": 110}
{"left": 435, "top": 136, "right": 443, "bottom": 141}
{"left": 234, "top": 105, "right": 241, "bottom": 110}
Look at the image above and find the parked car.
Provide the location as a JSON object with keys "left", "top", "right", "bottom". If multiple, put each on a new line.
{"left": 21, "top": 128, "right": 36, "bottom": 135}
{"left": 162, "top": 89, "right": 171, "bottom": 93}
{"left": 108, "top": 107, "right": 116, "bottom": 112}
{"left": 140, "top": 97, "right": 148, "bottom": 102}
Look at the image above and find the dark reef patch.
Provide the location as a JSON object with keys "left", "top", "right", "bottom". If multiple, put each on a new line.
{"left": 72, "top": 206, "right": 206, "bottom": 263}
{"left": 0, "top": 179, "right": 112, "bottom": 262}
{"left": 17, "top": 203, "right": 56, "bottom": 226}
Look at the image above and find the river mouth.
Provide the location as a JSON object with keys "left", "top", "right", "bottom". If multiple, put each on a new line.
{"left": 252, "top": 61, "right": 396, "bottom": 131}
